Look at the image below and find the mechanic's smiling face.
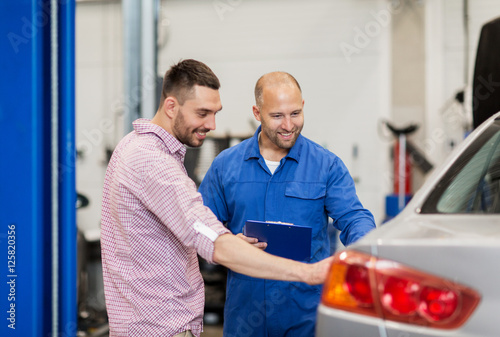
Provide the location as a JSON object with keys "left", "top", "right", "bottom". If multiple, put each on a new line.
{"left": 254, "top": 83, "right": 304, "bottom": 157}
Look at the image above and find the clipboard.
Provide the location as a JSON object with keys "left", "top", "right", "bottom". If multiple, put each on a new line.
{"left": 243, "top": 220, "right": 312, "bottom": 261}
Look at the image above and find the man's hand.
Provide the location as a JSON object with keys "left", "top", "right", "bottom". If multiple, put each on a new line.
{"left": 304, "top": 256, "right": 334, "bottom": 285}
{"left": 236, "top": 233, "right": 267, "bottom": 250}
{"left": 214, "top": 233, "right": 332, "bottom": 285}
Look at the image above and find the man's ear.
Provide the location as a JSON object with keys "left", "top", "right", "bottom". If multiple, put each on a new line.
{"left": 163, "top": 97, "right": 178, "bottom": 119}
{"left": 252, "top": 105, "right": 261, "bottom": 122}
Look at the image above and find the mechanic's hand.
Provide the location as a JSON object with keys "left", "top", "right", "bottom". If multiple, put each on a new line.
{"left": 236, "top": 233, "right": 267, "bottom": 250}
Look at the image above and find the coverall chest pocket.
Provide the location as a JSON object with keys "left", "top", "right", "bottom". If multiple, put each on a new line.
{"left": 284, "top": 182, "right": 326, "bottom": 222}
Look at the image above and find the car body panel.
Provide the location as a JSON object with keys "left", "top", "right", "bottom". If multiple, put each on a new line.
{"left": 316, "top": 305, "right": 383, "bottom": 337}
{"left": 370, "top": 223, "right": 500, "bottom": 337}
{"left": 316, "top": 112, "right": 500, "bottom": 337}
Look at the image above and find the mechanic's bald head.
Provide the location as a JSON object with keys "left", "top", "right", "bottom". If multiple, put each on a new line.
{"left": 254, "top": 71, "right": 302, "bottom": 109}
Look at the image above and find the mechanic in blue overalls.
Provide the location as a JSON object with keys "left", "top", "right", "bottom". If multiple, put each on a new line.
{"left": 199, "top": 71, "right": 376, "bottom": 337}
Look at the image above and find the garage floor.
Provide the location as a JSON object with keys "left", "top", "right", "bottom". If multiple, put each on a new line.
{"left": 201, "top": 325, "right": 223, "bottom": 337}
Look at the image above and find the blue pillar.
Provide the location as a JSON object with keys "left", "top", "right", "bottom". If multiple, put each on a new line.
{"left": 59, "top": 0, "right": 77, "bottom": 335}
{"left": 0, "top": 1, "right": 76, "bottom": 336}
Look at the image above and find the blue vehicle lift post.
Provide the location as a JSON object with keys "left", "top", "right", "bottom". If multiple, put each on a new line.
{"left": 0, "top": 1, "right": 77, "bottom": 336}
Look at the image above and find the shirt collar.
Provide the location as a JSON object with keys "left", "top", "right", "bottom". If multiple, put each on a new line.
{"left": 132, "top": 118, "right": 187, "bottom": 157}
{"left": 244, "top": 125, "right": 303, "bottom": 162}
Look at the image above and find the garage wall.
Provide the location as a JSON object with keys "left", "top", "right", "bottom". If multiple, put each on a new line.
{"left": 75, "top": 0, "right": 396, "bottom": 240}
{"left": 76, "top": 0, "right": 500, "bottom": 238}
{"left": 425, "top": 0, "right": 500, "bottom": 166}
{"left": 158, "top": 0, "right": 393, "bottom": 224}
{"left": 76, "top": 1, "right": 123, "bottom": 241}
{"left": 390, "top": 2, "right": 428, "bottom": 191}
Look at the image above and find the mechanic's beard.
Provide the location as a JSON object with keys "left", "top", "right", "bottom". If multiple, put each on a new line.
{"left": 263, "top": 127, "right": 302, "bottom": 150}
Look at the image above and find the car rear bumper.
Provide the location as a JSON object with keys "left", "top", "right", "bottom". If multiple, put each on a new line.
{"left": 315, "top": 304, "right": 383, "bottom": 337}
{"left": 315, "top": 304, "right": 476, "bottom": 337}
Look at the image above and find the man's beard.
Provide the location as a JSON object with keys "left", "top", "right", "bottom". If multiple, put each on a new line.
{"left": 173, "top": 108, "right": 206, "bottom": 148}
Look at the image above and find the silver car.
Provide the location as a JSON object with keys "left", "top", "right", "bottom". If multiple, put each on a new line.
{"left": 316, "top": 112, "right": 500, "bottom": 337}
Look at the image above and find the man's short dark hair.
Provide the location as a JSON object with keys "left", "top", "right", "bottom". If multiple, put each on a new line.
{"left": 160, "top": 59, "right": 220, "bottom": 106}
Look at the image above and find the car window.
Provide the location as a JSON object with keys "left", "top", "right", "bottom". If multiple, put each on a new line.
{"left": 421, "top": 121, "right": 500, "bottom": 214}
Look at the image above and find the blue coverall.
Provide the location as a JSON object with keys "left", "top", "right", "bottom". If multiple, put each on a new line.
{"left": 199, "top": 127, "right": 376, "bottom": 337}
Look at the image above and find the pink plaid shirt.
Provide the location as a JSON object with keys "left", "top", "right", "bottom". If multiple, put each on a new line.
{"left": 100, "top": 119, "right": 229, "bottom": 337}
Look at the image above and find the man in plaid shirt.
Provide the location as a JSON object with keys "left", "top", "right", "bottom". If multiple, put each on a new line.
{"left": 100, "top": 59, "right": 333, "bottom": 337}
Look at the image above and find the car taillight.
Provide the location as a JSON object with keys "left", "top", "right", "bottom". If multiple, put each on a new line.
{"left": 321, "top": 250, "right": 481, "bottom": 329}
{"left": 419, "top": 286, "right": 458, "bottom": 321}
{"left": 345, "top": 265, "right": 373, "bottom": 306}
{"left": 381, "top": 276, "right": 419, "bottom": 315}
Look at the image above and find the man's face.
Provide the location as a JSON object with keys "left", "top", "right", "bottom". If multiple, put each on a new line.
{"left": 173, "top": 85, "right": 222, "bottom": 148}
{"left": 255, "top": 84, "right": 304, "bottom": 151}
